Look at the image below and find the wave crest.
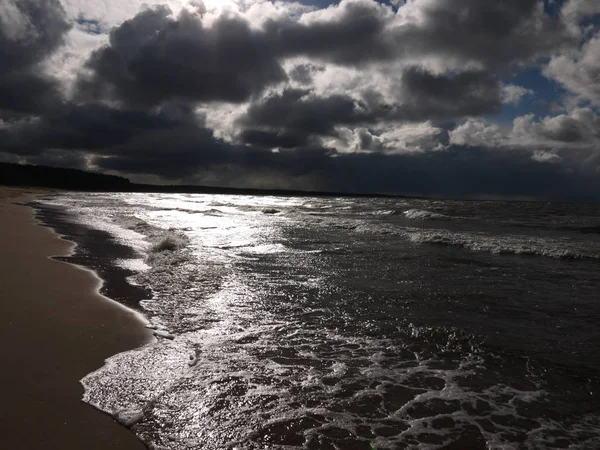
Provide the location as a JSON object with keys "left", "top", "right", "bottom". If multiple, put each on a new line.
{"left": 151, "top": 234, "right": 188, "bottom": 253}
{"left": 408, "top": 230, "right": 599, "bottom": 260}
{"left": 404, "top": 209, "right": 445, "bottom": 220}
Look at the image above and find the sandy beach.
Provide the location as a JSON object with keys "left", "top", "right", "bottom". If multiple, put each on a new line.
{"left": 0, "top": 187, "right": 152, "bottom": 450}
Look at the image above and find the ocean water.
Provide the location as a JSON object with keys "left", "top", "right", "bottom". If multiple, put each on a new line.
{"left": 34, "top": 193, "right": 600, "bottom": 449}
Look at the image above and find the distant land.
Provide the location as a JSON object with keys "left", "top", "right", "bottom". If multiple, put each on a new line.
{"left": 0, "top": 162, "right": 402, "bottom": 198}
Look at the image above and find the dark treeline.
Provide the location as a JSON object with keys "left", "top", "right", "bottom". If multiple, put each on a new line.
{"left": 1, "top": 162, "right": 131, "bottom": 191}
{"left": 0, "top": 162, "right": 404, "bottom": 198}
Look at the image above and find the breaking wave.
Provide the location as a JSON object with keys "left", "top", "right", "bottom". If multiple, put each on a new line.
{"left": 408, "top": 230, "right": 600, "bottom": 260}
{"left": 151, "top": 233, "right": 188, "bottom": 253}
{"left": 372, "top": 209, "right": 401, "bottom": 215}
{"left": 403, "top": 209, "right": 446, "bottom": 220}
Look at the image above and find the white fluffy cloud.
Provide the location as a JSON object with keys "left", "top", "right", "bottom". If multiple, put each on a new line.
{"left": 452, "top": 108, "right": 600, "bottom": 155}
{"left": 531, "top": 150, "right": 563, "bottom": 164}
{"left": 544, "top": 31, "right": 600, "bottom": 106}
{"left": 334, "top": 121, "right": 447, "bottom": 154}
{"left": 378, "top": 122, "right": 448, "bottom": 153}
{"left": 0, "top": 0, "right": 37, "bottom": 41}
{"left": 449, "top": 118, "right": 505, "bottom": 148}
{"left": 501, "top": 84, "right": 534, "bottom": 105}
{"left": 561, "top": 0, "right": 600, "bottom": 30}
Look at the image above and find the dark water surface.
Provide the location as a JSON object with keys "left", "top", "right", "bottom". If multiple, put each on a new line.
{"left": 35, "top": 193, "right": 600, "bottom": 449}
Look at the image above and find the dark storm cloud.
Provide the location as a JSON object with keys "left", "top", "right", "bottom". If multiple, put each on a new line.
{"left": 357, "top": 128, "right": 376, "bottom": 150}
{"left": 77, "top": 0, "right": 390, "bottom": 105}
{"left": 77, "top": 3, "right": 381, "bottom": 107}
{"left": 77, "top": 0, "right": 567, "bottom": 109}
{"left": 537, "top": 117, "right": 584, "bottom": 142}
{"left": 0, "top": 0, "right": 70, "bottom": 116}
{"left": 0, "top": 100, "right": 258, "bottom": 180}
{"left": 268, "top": 0, "right": 393, "bottom": 65}
{"left": 519, "top": 109, "right": 600, "bottom": 148}
{"left": 1, "top": 98, "right": 333, "bottom": 181}
{"left": 267, "top": 0, "right": 569, "bottom": 68}
{"left": 535, "top": 115, "right": 586, "bottom": 142}
{"left": 95, "top": 126, "right": 244, "bottom": 178}
{"left": 0, "top": 72, "right": 61, "bottom": 115}
{"left": 288, "top": 64, "right": 324, "bottom": 85}
{"left": 0, "top": 103, "right": 194, "bottom": 155}
{"left": 264, "top": 0, "right": 569, "bottom": 68}
{"left": 239, "top": 70, "right": 500, "bottom": 143}
{"left": 95, "top": 139, "right": 336, "bottom": 180}
{"left": 242, "top": 89, "right": 370, "bottom": 136}
{"left": 77, "top": 6, "right": 286, "bottom": 106}
{"left": 240, "top": 129, "right": 313, "bottom": 149}
{"left": 0, "top": 0, "right": 70, "bottom": 73}
{"left": 398, "top": 69, "right": 502, "bottom": 120}
{"left": 392, "top": 0, "right": 571, "bottom": 69}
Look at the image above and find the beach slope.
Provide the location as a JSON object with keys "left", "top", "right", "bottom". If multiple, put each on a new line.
{"left": 0, "top": 188, "right": 151, "bottom": 450}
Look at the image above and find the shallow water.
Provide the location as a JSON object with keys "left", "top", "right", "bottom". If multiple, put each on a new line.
{"left": 35, "top": 193, "right": 600, "bottom": 449}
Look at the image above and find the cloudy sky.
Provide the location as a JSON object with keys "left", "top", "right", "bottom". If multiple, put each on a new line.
{"left": 1, "top": 0, "right": 600, "bottom": 199}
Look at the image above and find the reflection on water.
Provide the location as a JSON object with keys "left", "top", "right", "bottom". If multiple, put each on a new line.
{"left": 37, "top": 193, "right": 600, "bottom": 449}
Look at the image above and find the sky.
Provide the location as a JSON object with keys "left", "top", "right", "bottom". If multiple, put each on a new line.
{"left": 1, "top": 0, "right": 600, "bottom": 200}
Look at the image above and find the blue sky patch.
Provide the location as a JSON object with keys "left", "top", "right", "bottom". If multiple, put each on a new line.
{"left": 75, "top": 17, "right": 105, "bottom": 35}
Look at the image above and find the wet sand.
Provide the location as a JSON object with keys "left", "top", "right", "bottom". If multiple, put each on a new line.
{"left": 0, "top": 188, "right": 152, "bottom": 450}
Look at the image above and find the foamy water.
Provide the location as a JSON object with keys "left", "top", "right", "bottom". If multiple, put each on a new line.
{"left": 35, "top": 193, "right": 600, "bottom": 449}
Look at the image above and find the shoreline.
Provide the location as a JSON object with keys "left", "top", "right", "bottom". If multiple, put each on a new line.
{"left": 31, "top": 202, "right": 153, "bottom": 310}
{"left": 0, "top": 187, "right": 153, "bottom": 450}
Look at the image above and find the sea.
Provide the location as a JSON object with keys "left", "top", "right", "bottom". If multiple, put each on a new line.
{"left": 31, "top": 192, "right": 600, "bottom": 450}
